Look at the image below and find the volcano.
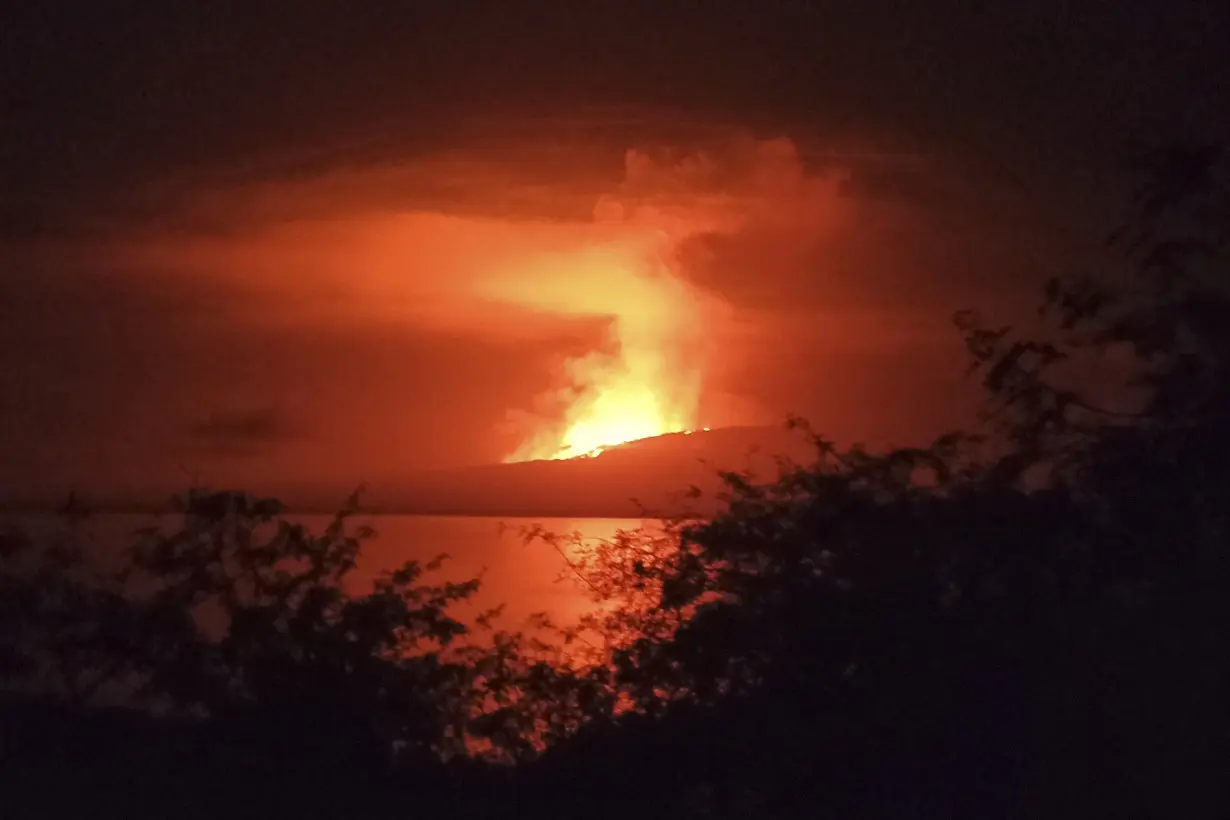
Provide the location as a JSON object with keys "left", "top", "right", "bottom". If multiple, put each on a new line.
{"left": 343, "top": 424, "right": 813, "bottom": 518}
{"left": 6, "top": 426, "right": 815, "bottom": 517}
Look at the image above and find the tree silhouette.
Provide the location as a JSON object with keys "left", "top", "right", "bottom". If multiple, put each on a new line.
{"left": 2, "top": 489, "right": 500, "bottom": 817}
{"left": 508, "top": 141, "right": 1230, "bottom": 818}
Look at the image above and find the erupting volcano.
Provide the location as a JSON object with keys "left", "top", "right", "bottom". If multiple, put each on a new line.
{"left": 483, "top": 149, "right": 730, "bottom": 464}
{"left": 490, "top": 242, "right": 717, "bottom": 463}
{"left": 553, "top": 377, "right": 684, "bottom": 459}
{"left": 527, "top": 346, "right": 698, "bottom": 461}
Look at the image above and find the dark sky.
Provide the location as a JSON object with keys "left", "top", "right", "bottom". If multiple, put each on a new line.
{"left": 2, "top": 1, "right": 1227, "bottom": 502}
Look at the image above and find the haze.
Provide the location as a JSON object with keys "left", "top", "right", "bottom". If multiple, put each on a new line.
{"left": 2, "top": 1, "right": 1226, "bottom": 507}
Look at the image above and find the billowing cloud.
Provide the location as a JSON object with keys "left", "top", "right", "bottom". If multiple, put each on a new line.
{"left": 0, "top": 122, "right": 1056, "bottom": 497}
{"left": 77, "top": 133, "right": 884, "bottom": 464}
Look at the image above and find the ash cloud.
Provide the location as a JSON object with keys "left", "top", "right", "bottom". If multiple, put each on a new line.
{"left": 0, "top": 118, "right": 1113, "bottom": 494}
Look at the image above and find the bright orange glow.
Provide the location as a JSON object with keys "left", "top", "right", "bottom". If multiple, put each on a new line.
{"left": 550, "top": 378, "right": 686, "bottom": 459}
{"left": 485, "top": 227, "right": 720, "bottom": 463}
{"left": 504, "top": 340, "right": 699, "bottom": 461}
{"left": 109, "top": 137, "right": 849, "bottom": 471}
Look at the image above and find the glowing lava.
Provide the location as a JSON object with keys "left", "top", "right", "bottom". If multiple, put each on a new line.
{"left": 553, "top": 380, "right": 684, "bottom": 459}
{"left": 505, "top": 343, "right": 698, "bottom": 462}
{"left": 490, "top": 245, "right": 717, "bottom": 464}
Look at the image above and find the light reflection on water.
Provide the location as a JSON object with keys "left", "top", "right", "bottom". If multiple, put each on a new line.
{"left": 328, "top": 514, "right": 655, "bottom": 630}
{"left": 1, "top": 513, "right": 657, "bottom": 632}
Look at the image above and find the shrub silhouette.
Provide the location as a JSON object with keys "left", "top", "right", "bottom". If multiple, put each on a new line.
{"left": 2, "top": 490, "right": 498, "bottom": 817}
{"left": 508, "top": 141, "right": 1230, "bottom": 818}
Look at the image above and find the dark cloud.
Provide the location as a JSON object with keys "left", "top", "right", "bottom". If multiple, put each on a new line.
{"left": 4, "top": 1, "right": 1226, "bottom": 238}
{"left": 835, "top": 161, "right": 954, "bottom": 208}
{"left": 188, "top": 407, "right": 292, "bottom": 457}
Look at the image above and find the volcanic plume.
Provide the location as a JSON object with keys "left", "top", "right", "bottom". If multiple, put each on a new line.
{"left": 48, "top": 130, "right": 879, "bottom": 489}
{"left": 484, "top": 229, "right": 720, "bottom": 461}
{"left": 483, "top": 148, "right": 737, "bottom": 461}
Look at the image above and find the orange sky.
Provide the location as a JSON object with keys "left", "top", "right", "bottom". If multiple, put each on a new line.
{"left": 2, "top": 1, "right": 1225, "bottom": 504}
{"left": 0, "top": 124, "right": 1118, "bottom": 502}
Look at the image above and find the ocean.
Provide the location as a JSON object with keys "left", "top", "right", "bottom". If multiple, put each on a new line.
{"left": 1, "top": 513, "right": 656, "bottom": 632}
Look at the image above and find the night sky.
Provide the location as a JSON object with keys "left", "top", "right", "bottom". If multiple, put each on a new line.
{"left": 2, "top": 1, "right": 1227, "bottom": 503}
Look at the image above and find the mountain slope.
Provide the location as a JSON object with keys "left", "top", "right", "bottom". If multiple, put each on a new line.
{"left": 353, "top": 425, "right": 814, "bottom": 517}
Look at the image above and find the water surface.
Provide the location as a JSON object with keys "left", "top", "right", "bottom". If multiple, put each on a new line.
{"left": 2, "top": 513, "right": 653, "bottom": 631}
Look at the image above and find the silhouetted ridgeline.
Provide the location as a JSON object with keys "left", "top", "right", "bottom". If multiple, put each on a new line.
{"left": 3, "top": 146, "right": 1228, "bottom": 818}
{"left": 357, "top": 425, "right": 813, "bottom": 517}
